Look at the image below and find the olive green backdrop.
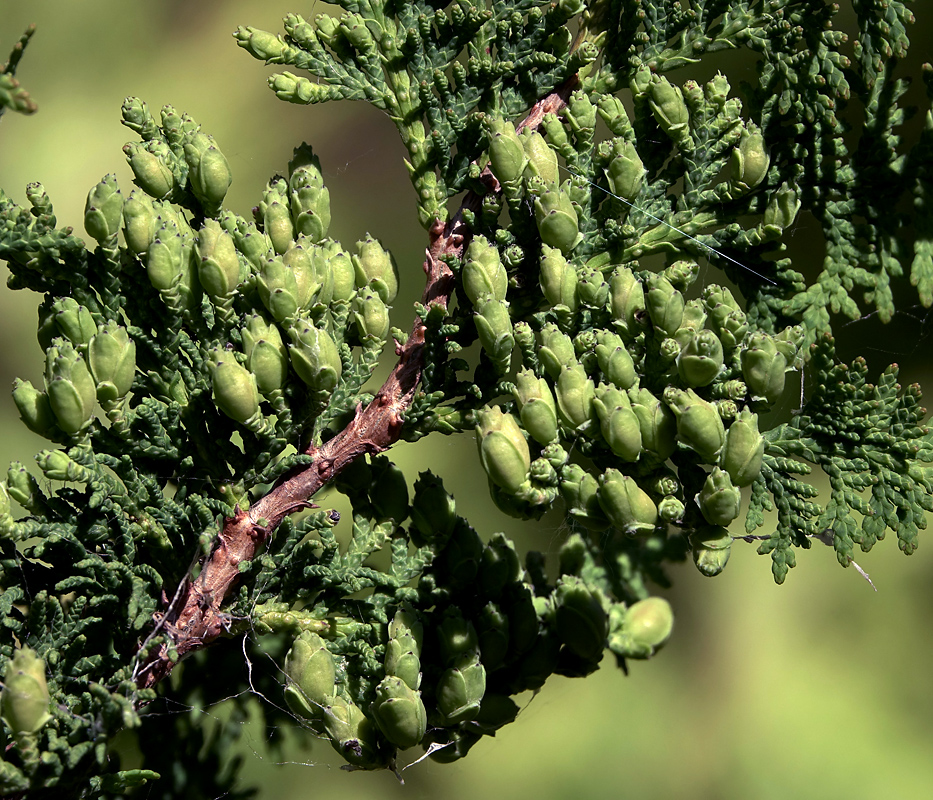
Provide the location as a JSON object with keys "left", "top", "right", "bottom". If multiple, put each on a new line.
{"left": 2, "top": 3, "right": 932, "bottom": 798}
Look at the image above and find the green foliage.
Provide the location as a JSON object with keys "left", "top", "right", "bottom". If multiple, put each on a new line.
{"left": 0, "top": 1, "right": 931, "bottom": 796}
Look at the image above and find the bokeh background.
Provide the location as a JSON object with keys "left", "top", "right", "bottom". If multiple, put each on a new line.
{"left": 2, "top": 2, "right": 933, "bottom": 798}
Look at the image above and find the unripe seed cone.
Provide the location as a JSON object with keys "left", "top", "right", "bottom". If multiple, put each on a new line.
{"left": 597, "top": 468, "right": 658, "bottom": 535}
{"left": 606, "top": 139, "right": 645, "bottom": 201}
{"left": 555, "top": 363, "right": 596, "bottom": 431}
{"left": 697, "top": 467, "right": 742, "bottom": 527}
{"left": 124, "top": 142, "right": 174, "bottom": 200}
{"left": 122, "top": 190, "right": 157, "bottom": 256}
{"left": 595, "top": 331, "right": 636, "bottom": 389}
{"left": 371, "top": 676, "right": 427, "bottom": 748}
{"left": 322, "top": 696, "right": 386, "bottom": 769}
{"left": 521, "top": 129, "right": 559, "bottom": 185}
{"left": 1, "top": 647, "right": 51, "bottom": 735}
{"left": 409, "top": 471, "right": 456, "bottom": 547}
{"left": 539, "top": 244, "right": 578, "bottom": 310}
{"left": 88, "top": 323, "right": 137, "bottom": 403}
{"left": 288, "top": 322, "right": 341, "bottom": 391}
{"left": 538, "top": 324, "right": 577, "bottom": 380}
{"left": 512, "top": 369, "right": 558, "bottom": 445}
{"left": 554, "top": 576, "right": 608, "bottom": 661}
{"left": 677, "top": 329, "right": 725, "bottom": 387}
{"left": 476, "top": 406, "right": 530, "bottom": 493}
{"left": 560, "top": 463, "right": 608, "bottom": 530}
{"left": 44, "top": 342, "right": 97, "bottom": 434}
{"left": 645, "top": 273, "right": 685, "bottom": 335}
{"left": 462, "top": 235, "right": 507, "bottom": 304}
{"left": 242, "top": 315, "right": 288, "bottom": 395}
{"left": 742, "top": 332, "right": 787, "bottom": 404}
{"left": 692, "top": 526, "right": 733, "bottom": 577}
{"left": 627, "top": 387, "right": 678, "bottom": 460}
{"left": 283, "top": 631, "right": 336, "bottom": 719}
{"left": 197, "top": 219, "right": 241, "bottom": 299}
{"left": 208, "top": 350, "right": 260, "bottom": 424}
{"left": 84, "top": 173, "right": 124, "bottom": 242}
{"left": 720, "top": 408, "right": 765, "bottom": 486}
{"left": 485, "top": 117, "right": 526, "bottom": 184}
{"left": 663, "top": 386, "right": 726, "bottom": 462}
{"left": 437, "top": 656, "right": 486, "bottom": 724}
{"left": 353, "top": 234, "right": 398, "bottom": 303}
{"left": 608, "top": 596, "right": 674, "bottom": 659}
{"left": 609, "top": 265, "right": 646, "bottom": 336}
{"left": 12, "top": 379, "right": 58, "bottom": 437}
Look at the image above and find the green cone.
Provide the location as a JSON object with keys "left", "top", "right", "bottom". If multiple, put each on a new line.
{"left": 555, "top": 364, "right": 596, "bottom": 432}
{"left": 539, "top": 244, "right": 578, "bottom": 310}
{"left": 595, "top": 331, "right": 636, "bottom": 389}
{"left": 322, "top": 696, "right": 386, "bottom": 769}
{"left": 283, "top": 631, "right": 336, "bottom": 720}
{"left": 462, "top": 235, "right": 507, "bottom": 304}
{"left": 44, "top": 340, "right": 97, "bottom": 434}
{"left": 12, "top": 379, "right": 58, "bottom": 437}
{"left": 608, "top": 597, "right": 674, "bottom": 659}
{"left": 663, "top": 386, "right": 726, "bottom": 462}
{"left": 554, "top": 576, "right": 608, "bottom": 661}
{"left": 409, "top": 471, "right": 457, "bottom": 547}
{"left": 692, "top": 526, "right": 733, "bottom": 577}
{"left": 197, "top": 219, "right": 241, "bottom": 300}
{"left": 371, "top": 676, "right": 427, "bottom": 749}
{"left": 742, "top": 332, "right": 787, "bottom": 404}
{"left": 512, "top": 369, "right": 558, "bottom": 445}
{"left": 288, "top": 322, "right": 342, "bottom": 392}
{"left": 437, "top": 656, "right": 486, "bottom": 724}
{"left": 697, "top": 467, "right": 742, "bottom": 527}
{"left": 538, "top": 324, "right": 577, "bottom": 380}
{"left": 594, "top": 383, "right": 642, "bottom": 461}
{"left": 720, "top": 408, "right": 765, "bottom": 486}
{"left": 485, "top": 117, "right": 526, "bottom": 184}
{"left": 473, "top": 296, "right": 514, "bottom": 373}
{"left": 352, "top": 234, "right": 398, "bottom": 304}
{"left": 475, "top": 406, "right": 530, "bottom": 494}
{"left": 1, "top": 648, "right": 51, "bottom": 735}
{"left": 627, "top": 387, "right": 678, "bottom": 460}
{"left": 88, "top": 323, "right": 137, "bottom": 403}
{"left": 208, "top": 349, "right": 260, "bottom": 424}
{"left": 242, "top": 315, "right": 288, "bottom": 395}
{"left": 84, "top": 173, "right": 124, "bottom": 243}
{"left": 609, "top": 265, "right": 646, "bottom": 337}
{"left": 677, "top": 329, "right": 725, "bottom": 387}
{"left": 597, "top": 469, "right": 658, "bottom": 535}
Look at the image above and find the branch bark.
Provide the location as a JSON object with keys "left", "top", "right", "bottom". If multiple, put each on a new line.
{"left": 132, "top": 77, "right": 578, "bottom": 691}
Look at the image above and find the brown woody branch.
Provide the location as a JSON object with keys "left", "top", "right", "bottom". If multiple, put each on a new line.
{"left": 132, "top": 77, "right": 578, "bottom": 691}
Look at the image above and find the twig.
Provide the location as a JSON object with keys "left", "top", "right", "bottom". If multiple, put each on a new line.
{"left": 133, "top": 78, "right": 577, "bottom": 691}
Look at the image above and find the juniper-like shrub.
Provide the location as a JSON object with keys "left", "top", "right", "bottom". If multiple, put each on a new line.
{"left": 1, "top": 1, "right": 931, "bottom": 796}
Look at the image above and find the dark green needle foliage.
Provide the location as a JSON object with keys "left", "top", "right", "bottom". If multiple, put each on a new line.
{"left": 0, "top": 1, "right": 931, "bottom": 796}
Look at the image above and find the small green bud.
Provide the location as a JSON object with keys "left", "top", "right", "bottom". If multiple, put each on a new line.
{"left": 741, "top": 332, "right": 787, "bottom": 404}
{"left": 124, "top": 142, "right": 174, "bottom": 200}
{"left": 539, "top": 244, "right": 578, "bottom": 310}
{"left": 409, "top": 471, "right": 456, "bottom": 547}
{"left": 762, "top": 182, "right": 801, "bottom": 231}
{"left": 697, "top": 467, "right": 742, "bottom": 527}
{"left": 485, "top": 117, "right": 526, "bottom": 184}
{"left": 84, "top": 173, "right": 124, "bottom": 242}
{"left": 560, "top": 463, "right": 607, "bottom": 530}
{"left": 627, "top": 387, "right": 678, "bottom": 460}
{"left": 437, "top": 656, "right": 486, "bottom": 724}
{"left": 352, "top": 290, "right": 390, "bottom": 342}
{"left": 288, "top": 143, "right": 325, "bottom": 191}
{"left": 44, "top": 341, "right": 97, "bottom": 434}
{"left": 597, "top": 94, "right": 633, "bottom": 135}
{"left": 677, "top": 329, "right": 725, "bottom": 387}
{"left": 1, "top": 648, "right": 51, "bottom": 735}
{"left": 663, "top": 386, "right": 726, "bottom": 462}
{"left": 593, "top": 383, "right": 642, "bottom": 461}
{"left": 208, "top": 349, "right": 260, "bottom": 424}
{"left": 658, "top": 495, "right": 686, "bottom": 523}
{"left": 197, "top": 219, "right": 241, "bottom": 300}
{"left": 692, "top": 526, "right": 733, "bottom": 577}
{"left": 595, "top": 331, "right": 636, "bottom": 389}
{"left": 184, "top": 137, "right": 232, "bottom": 213}
{"left": 475, "top": 406, "right": 531, "bottom": 493}
{"left": 283, "top": 631, "right": 336, "bottom": 719}
{"left": 12, "top": 379, "right": 58, "bottom": 437}
{"left": 562, "top": 90, "right": 597, "bottom": 137}
{"left": 234, "top": 25, "right": 288, "bottom": 61}
{"left": 473, "top": 296, "right": 514, "bottom": 373}
{"left": 258, "top": 256, "right": 300, "bottom": 323}
{"left": 555, "top": 364, "right": 596, "bottom": 432}
{"left": 597, "top": 469, "right": 658, "bottom": 535}
{"left": 608, "top": 597, "right": 674, "bottom": 659}
{"left": 521, "top": 129, "right": 559, "bottom": 185}
{"left": 605, "top": 140, "right": 645, "bottom": 201}
{"left": 645, "top": 273, "right": 685, "bottom": 336}
{"left": 371, "top": 676, "right": 427, "bottom": 749}
{"left": 88, "top": 323, "right": 136, "bottom": 403}
{"left": 720, "top": 408, "right": 765, "bottom": 486}
{"left": 554, "top": 576, "right": 607, "bottom": 661}
{"left": 538, "top": 323, "right": 577, "bottom": 380}
{"left": 49, "top": 298, "right": 96, "bottom": 350}
{"left": 663, "top": 259, "right": 701, "bottom": 293}
{"left": 352, "top": 234, "right": 398, "bottom": 304}
{"left": 462, "top": 235, "right": 507, "bottom": 304}
{"left": 730, "top": 124, "right": 770, "bottom": 192}
{"left": 288, "top": 322, "right": 341, "bottom": 392}
{"left": 322, "top": 696, "right": 386, "bottom": 769}
{"left": 648, "top": 76, "right": 689, "bottom": 137}
{"left": 122, "top": 190, "right": 158, "bottom": 256}
{"left": 242, "top": 315, "right": 288, "bottom": 395}
{"left": 576, "top": 263, "right": 609, "bottom": 308}
{"left": 609, "top": 265, "right": 646, "bottom": 337}
{"left": 534, "top": 185, "right": 582, "bottom": 254}
{"left": 512, "top": 369, "right": 559, "bottom": 445}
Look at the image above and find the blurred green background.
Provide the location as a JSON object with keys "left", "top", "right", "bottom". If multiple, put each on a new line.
{"left": 2, "top": 3, "right": 933, "bottom": 798}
